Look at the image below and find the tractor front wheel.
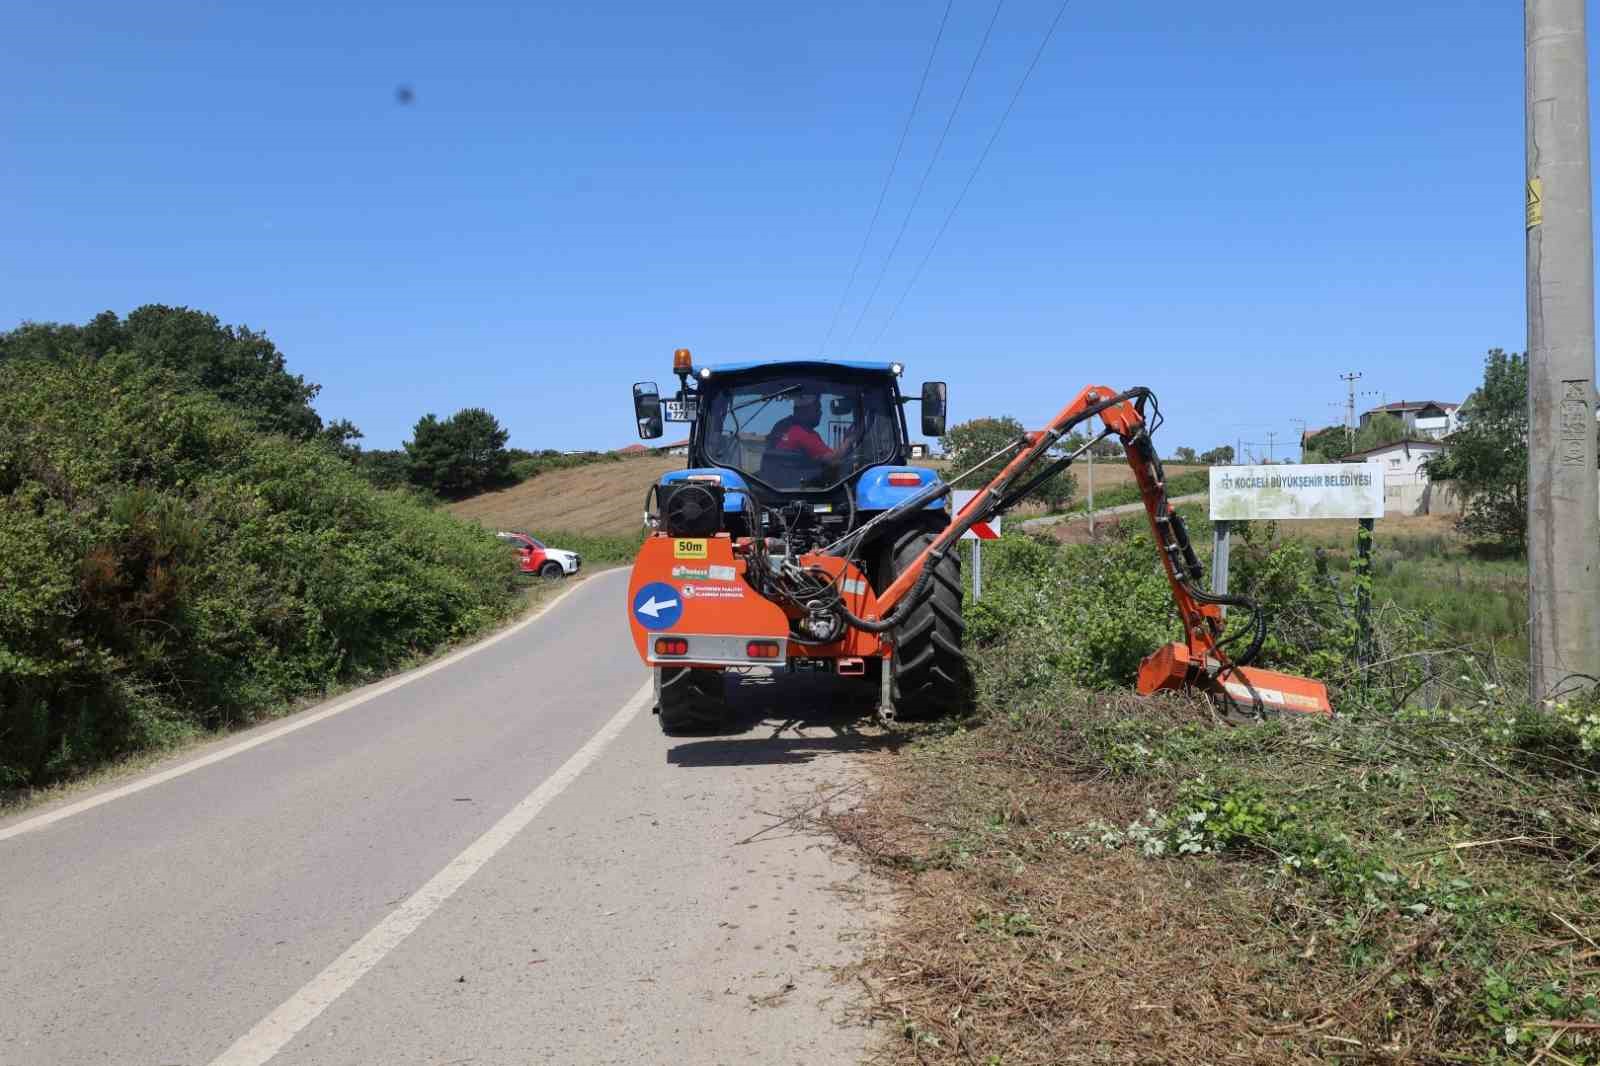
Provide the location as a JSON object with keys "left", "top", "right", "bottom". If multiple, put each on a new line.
{"left": 883, "top": 529, "right": 971, "bottom": 719}
{"left": 656, "top": 667, "right": 727, "bottom": 735}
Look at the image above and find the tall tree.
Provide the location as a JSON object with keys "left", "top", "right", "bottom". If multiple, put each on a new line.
{"left": 941, "top": 416, "right": 1075, "bottom": 509}
{"left": 405, "top": 408, "right": 512, "bottom": 496}
{"left": 1302, "top": 426, "right": 1351, "bottom": 462}
{"left": 1351, "top": 412, "right": 1407, "bottom": 454}
{"left": 0, "top": 305, "right": 324, "bottom": 439}
{"left": 1199, "top": 445, "right": 1235, "bottom": 465}
{"left": 1424, "top": 349, "right": 1529, "bottom": 550}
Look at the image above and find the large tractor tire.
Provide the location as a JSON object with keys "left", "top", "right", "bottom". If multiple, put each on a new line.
{"left": 656, "top": 667, "right": 727, "bottom": 735}
{"left": 883, "top": 529, "right": 971, "bottom": 719}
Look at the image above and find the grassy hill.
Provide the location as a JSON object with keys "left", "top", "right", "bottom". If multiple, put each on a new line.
{"left": 448, "top": 455, "right": 680, "bottom": 538}
{"left": 446, "top": 455, "right": 1207, "bottom": 538}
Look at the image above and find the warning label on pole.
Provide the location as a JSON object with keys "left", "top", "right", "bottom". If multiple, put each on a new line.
{"left": 1528, "top": 177, "right": 1544, "bottom": 229}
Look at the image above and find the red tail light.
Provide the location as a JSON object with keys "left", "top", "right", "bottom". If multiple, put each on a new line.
{"left": 745, "top": 640, "right": 780, "bottom": 659}
{"left": 654, "top": 638, "right": 689, "bottom": 656}
{"left": 887, "top": 472, "right": 922, "bottom": 486}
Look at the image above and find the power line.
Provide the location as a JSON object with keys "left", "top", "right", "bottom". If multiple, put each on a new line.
{"left": 816, "top": 0, "right": 956, "bottom": 357}
{"left": 842, "top": 0, "right": 1007, "bottom": 349}
{"left": 870, "top": 0, "right": 1073, "bottom": 348}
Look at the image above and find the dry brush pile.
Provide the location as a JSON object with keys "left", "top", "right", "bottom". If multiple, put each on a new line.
{"left": 830, "top": 523, "right": 1600, "bottom": 1064}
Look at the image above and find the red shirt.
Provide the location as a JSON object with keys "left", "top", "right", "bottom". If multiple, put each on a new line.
{"left": 773, "top": 424, "right": 831, "bottom": 460}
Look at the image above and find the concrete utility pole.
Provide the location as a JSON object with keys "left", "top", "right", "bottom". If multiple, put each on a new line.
{"left": 1526, "top": 0, "right": 1600, "bottom": 700}
{"left": 1339, "top": 372, "right": 1363, "bottom": 450}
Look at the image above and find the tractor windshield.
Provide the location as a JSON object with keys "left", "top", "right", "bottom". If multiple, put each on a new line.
{"left": 700, "top": 373, "right": 899, "bottom": 489}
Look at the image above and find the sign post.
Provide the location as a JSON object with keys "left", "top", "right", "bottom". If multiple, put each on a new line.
{"left": 1211, "top": 520, "right": 1233, "bottom": 616}
{"left": 1209, "top": 463, "right": 1385, "bottom": 670}
{"left": 953, "top": 490, "right": 1002, "bottom": 602}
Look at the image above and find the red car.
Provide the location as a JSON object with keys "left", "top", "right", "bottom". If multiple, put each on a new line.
{"left": 496, "top": 531, "right": 582, "bottom": 579}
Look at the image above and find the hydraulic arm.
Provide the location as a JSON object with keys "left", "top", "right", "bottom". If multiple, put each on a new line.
{"left": 854, "top": 384, "right": 1333, "bottom": 716}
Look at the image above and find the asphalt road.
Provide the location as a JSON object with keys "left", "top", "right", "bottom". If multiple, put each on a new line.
{"left": 1, "top": 568, "right": 884, "bottom": 1066}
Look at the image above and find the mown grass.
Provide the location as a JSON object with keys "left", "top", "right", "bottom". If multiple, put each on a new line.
{"left": 833, "top": 522, "right": 1591, "bottom": 1064}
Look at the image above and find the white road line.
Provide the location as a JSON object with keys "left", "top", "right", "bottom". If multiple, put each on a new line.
{"left": 0, "top": 570, "right": 623, "bottom": 843}
{"left": 209, "top": 679, "right": 652, "bottom": 1066}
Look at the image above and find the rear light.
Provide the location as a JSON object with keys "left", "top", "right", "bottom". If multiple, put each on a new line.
{"left": 887, "top": 472, "right": 922, "bottom": 486}
{"left": 746, "top": 640, "right": 780, "bottom": 660}
{"left": 654, "top": 638, "right": 689, "bottom": 656}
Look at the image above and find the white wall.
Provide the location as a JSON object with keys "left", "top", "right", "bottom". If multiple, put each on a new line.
{"left": 1352, "top": 442, "right": 1447, "bottom": 516}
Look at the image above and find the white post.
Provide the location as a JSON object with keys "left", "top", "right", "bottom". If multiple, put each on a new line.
{"left": 971, "top": 540, "right": 983, "bottom": 601}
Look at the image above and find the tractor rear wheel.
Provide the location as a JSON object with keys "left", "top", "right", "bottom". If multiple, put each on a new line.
{"left": 656, "top": 667, "right": 727, "bottom": 734}
{"left": 883, "top": 529, "right": 971, "bottom": 719}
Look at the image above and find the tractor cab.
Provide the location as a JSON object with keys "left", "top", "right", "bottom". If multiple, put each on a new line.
{"left": 632, "top": 353, "right": 950, "bottom": 546}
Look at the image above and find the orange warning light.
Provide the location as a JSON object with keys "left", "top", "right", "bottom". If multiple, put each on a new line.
{"left": 673, "top": 348, "right": 693, "bottom": 373}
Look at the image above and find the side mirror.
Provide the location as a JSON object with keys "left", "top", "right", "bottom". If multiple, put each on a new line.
{"left": 633, "top": 382, "right": 664, "bottom": 440}
{"left": 919, "top": 381, "right": 947, "bottom": 438}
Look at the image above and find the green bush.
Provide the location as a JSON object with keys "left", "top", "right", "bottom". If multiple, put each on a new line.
{"left": 0, "top": 356, "right": 521, "bottom": 789}
{"left": 966, "top": 525, "right": 1180, "bottom": 692}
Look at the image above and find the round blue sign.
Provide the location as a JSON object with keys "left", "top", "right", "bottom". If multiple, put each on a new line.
{"left": 632, "top": 581, "right": 684, "bottom": 631}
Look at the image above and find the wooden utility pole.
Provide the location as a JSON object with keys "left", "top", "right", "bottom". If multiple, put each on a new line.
{"left": 1526, "top": 0, "right": 1600, "bottom": 701}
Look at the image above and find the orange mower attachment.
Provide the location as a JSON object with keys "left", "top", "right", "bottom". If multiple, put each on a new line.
{"left": 870, "top": 384, "right": 1333, "bottom": 718}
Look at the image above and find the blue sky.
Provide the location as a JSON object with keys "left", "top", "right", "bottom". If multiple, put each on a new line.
{"left": 3, "top": 0, "right": 1557, "bottom": 457}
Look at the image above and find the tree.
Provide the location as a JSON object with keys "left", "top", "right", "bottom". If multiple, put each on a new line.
{"left": 941, "top": 416, "right": 1075, "bottom": 510}
{"left": 1424, "top": 349, "right": 1528, "bottom": 550}
{"left": 1302, "top": 426, "right": 1351, "bottom": 463}
{"left": 1199, "top": 445, "right": 1235, "bottom": 465}
{"left": 357, "top": 449, "right": 411, "bottom": 489}
{"left": 1172, "top": 446, "right": 1198, "bottom": 464}
{"left": 1351, "top": 412, "right": 1407, "bottom": 454}
{"left": 319, "top": 418, "right": 364, "bottom": 461}
{"left": 405, "top": 408, "right": 513, "bottom": 496}
{"left": 0, "top": 305, "right": 325, "bottom": 439}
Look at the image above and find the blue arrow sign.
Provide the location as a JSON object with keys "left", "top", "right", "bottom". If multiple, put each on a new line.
{"left": 632, "top": 581, "right": 683, "bottom": 631}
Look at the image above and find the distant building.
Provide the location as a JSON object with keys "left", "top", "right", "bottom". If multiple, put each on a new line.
{"left": 654, "top": 438, "right": 691, "bottom": 457}
{"left": 1359, "top": 400, "right": 1459, "bottom": 440}
{"left": 909, "top": 443, "right": 928, "bottom": 459}
{"left": 615, "top": 443, "right": 650, "bottom": 456}
{"left": 1340, "top": 438, "right": 1456, "bottom": 515}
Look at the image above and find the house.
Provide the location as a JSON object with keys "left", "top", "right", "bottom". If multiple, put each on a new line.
{"left": 1359, "top": 400, "right": 1459, "bottom": 440}
{"left": 615, "top": 443, "right": 651, "bottom": 457}
{"left": 1339, "top": 438, "right": 1457, "bottom": 516}
{"left": 654, "top": 438, "right": 691, "bottom": 457}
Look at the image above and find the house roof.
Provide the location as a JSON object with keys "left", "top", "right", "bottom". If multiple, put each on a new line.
{"left": 655, "top": 438, "right": 691, "bottom": 449}
{"left": 1364, "top": 400, "right": 1457, "bottom": 415}
{"left": 1338, "top": 438, "right": 1445, "bottom": 461}
{"left": 615, "top": 443, "right": 650, "bottom": 455}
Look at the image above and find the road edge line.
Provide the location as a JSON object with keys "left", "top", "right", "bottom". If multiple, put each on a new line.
{"left": 0, "top": 569, "right": 627, "bottom": 843}
{"left": 208, "top": 680, "right": 653, "bottom": 1066}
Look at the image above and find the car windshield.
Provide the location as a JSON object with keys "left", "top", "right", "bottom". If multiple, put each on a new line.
{"left": 701, "top": 373, "right": 898, "bottom": 489}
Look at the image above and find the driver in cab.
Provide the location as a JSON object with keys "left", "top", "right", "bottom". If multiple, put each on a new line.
{"left": 768, "top": 391, "right": 859, "bottom": 463}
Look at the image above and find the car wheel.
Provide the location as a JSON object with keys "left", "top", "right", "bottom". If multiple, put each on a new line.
{"left": 540, "top": 561, "right": 566, "bottom": 579}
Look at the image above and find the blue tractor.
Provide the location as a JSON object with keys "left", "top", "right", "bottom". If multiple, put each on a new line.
{"left": 628, "top": 348, "right": 967, "bottom": 731}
